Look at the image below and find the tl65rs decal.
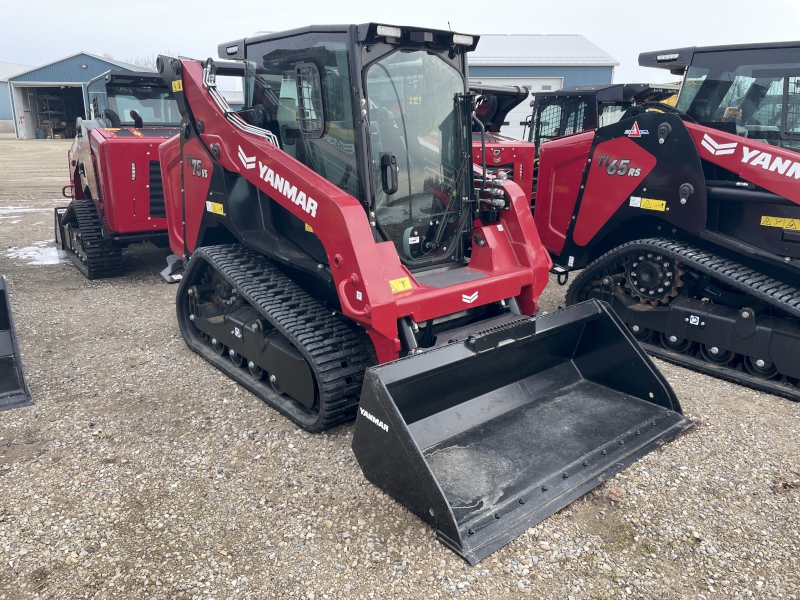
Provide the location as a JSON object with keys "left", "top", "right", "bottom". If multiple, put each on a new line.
{"left": 596, "top": 156, "right": 642, "bottom": 177}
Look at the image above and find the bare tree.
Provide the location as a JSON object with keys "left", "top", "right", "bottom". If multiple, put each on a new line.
{"left": 124, "top": 51, "right": 180, "bottom": 71}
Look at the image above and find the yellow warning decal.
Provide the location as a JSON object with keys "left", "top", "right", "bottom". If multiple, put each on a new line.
{"left": 304, "top": 223, "right": 313, "bottom": 233}
{"left": 761, "top": 215, "right": 800, "bottom": 230}
{"left": 630, "top": 196, "right": 666, "bottom": 212}
{"left": 389, "top": 277, "right": 412, "bottom": 293}
{"left": 205, "top": 201, "right": 224, "bottom": 215}
{"left": 172, "top": 80, "right": 183, "bottom": 92}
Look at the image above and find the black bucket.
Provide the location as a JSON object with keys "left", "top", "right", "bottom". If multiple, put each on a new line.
{"left": 0, "top": 276, "right": 32, "bottom": 411}
{"left": 352, "top": 300, "right": 691, "bottom": 564}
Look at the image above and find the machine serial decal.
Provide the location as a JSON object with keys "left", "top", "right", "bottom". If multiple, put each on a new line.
{"left": 596, "top": 156, "right": 642, "bottom": 177}
{"left": 760, "top": 215, "right": 800, "bottom": 230}
{"left": 630, "top": 196, "right": 666, "bottom": 211}
{"left": 742, "top": 147, "right": 800, "bottom": 179}
{"left": 462, "top": 291, "right": 479, "bottom": 304}
{"left": 700, "top": 133, "right": 737, "bottom": 156}
{"left": 238, "top": 146, "right": 256, "bottom": 170}
{"left": 205, "top": 201, "right": 225, "bottom": 215}
{"left": 624, "top": 122, "right": 648, "bottom": 137}
{"left": 389, "top": 277, "right": 412, "bottom": 293}
{"left": 359, "top": 407, "right": 388, "bottom": 432}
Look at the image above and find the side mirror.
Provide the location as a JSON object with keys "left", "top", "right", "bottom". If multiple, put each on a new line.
{"left": 380, "top": 153, "right": 398, "bottom": 195}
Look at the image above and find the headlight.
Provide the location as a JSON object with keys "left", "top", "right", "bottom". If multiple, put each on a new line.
{"left": 377, "top": 25, "right": 402, "bottom": 38}
{"left": 452, "top": 34, "right": 474, "bottom": 46}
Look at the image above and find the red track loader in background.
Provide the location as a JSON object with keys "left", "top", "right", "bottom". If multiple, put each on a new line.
{"left": 471, "top": 84, "right": 536, "bottom": 203}
{"left": 156, "top": 23, "right": 690, "bottom": 563}
{"left": 56, "top": 71, "right": 180, "bottom": 279}
{"left": 534, "top": 41, "right": 800, "bottom": 401}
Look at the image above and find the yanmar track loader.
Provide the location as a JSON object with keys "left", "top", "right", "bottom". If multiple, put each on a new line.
{"left": 56, "top": 71, "right": 180, "bottom": 279}
{"left": 535, "top": 41, "right": 800, "bottom": 401}
{"left": 156, "top": 24, "right": 690, "bottom": 563}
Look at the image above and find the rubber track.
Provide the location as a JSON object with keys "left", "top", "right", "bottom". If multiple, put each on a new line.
{"left": 567, "top": 238, "right": 800, "bottom": 400}
{"left": 191, "top": 244, "right": 373, "bottom": 431}
{"left": 567, "top": 238, "right": 800, "bottom": 319}
{"left": 66, "top": 200, "right": 123, "bottom": 279}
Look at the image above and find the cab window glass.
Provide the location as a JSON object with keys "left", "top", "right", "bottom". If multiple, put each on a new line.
{"left": 244, "top": 37, "right": 360, "bottom": 201}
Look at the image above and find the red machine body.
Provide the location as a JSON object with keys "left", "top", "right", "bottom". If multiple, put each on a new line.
{"left": 57, "top": 70, "right": 180, "bottom": 279}
{"left": 471, "top": 132, "right": 536, "bottom": 203}
{"left": 531, "top": 40, "right": 800, "bottom": 401}
{"left": 68, "top": 127, "right": 173, "bottom": 235}
{"left": 162, "top": 60, "right": 550, "bottom": 363}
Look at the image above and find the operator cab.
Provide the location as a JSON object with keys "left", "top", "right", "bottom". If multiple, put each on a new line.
{"left": 218, "top": 24, "right": 480, "bottom": 269}
{"left": 641, "top": 42, "right": 800, "bottom": 151}
{"left": 87, "top": 71, "right": 181, "bottom": 131}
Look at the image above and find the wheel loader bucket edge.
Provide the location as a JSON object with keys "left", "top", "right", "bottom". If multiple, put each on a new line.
{"left": 352, "top": 299, "right": 691, "bottom": 564}
{"left": 0, "top": 276, "right": 32, "bottom": 412}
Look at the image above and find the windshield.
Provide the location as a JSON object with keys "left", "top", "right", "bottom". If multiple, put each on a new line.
{"left": 676, "top": 48, "right": 800, "bottom": 150}
{"left": 366, "top": 50, "right": 467, "bottom": 264}
{"left": 105, "top": 85, "right": 180, "bottom": 126}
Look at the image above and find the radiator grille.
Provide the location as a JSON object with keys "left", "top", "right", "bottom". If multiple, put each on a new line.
{"left": 148, "top": 161, "right": 166, "bottom": 219}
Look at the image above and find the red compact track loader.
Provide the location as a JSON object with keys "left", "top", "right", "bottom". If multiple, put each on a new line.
{"left": 156, "top": 24, "right": 690, "bottom": 563}
{"left": 534, "top": 41, "right": 800, "bottom": 401}
{"left": 56, "top": 71, "right": 180, "bottom": 279}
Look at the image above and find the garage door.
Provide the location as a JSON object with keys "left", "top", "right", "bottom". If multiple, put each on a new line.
{"left": 469, "top": 77, "right": 563, "bottom": 139}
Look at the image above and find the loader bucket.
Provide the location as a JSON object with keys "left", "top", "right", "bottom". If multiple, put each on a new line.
{"left": 0, "top": 276, "right": 32, "bottom": 411}
{"left": 352, "top": 299, "right": 690, "bottom": 564}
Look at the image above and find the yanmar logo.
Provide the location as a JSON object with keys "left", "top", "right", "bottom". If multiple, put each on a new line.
{"left": 360, "top": 407, "right": 388, "bottom": 432}
{"left": 238, "top": 145, "right": 318, "bottom": 218}
{"left": 462, "top": 291, "right": 479, "bottom": 304}
{"left": 701, "top": 134, "right": 737, "bottom": 156}
{"left": 238, "top": 146, "right": 256, "bottom": 169}
{"left": 741, "top": 146, "right": 800, "bottom": 180}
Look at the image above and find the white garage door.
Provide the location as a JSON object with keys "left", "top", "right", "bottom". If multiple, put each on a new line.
{"left": 469, "top": 77, "right": 563, "bottom": 139}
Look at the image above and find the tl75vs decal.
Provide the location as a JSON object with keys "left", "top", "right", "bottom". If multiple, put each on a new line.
{"left": 596, "top": 156, "right": 642, "bottom": 177}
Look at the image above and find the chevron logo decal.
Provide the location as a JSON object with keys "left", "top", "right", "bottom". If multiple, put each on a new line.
{"left": 238, "top": 145, "right": 256, "bottom": 169}
{"left": 462, "top": 291, "right": 479, "bottom": 304}
{"left": 700, "top": 133, "right": 738, "bottom": 156}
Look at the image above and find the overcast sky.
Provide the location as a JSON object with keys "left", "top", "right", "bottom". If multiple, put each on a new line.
{"left": 3, "top": 0, "right": 799, "bottom": 83}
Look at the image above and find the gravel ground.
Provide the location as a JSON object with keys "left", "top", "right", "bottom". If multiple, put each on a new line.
{"left": 0, "top": 139, "right": 798, "bottom": 600}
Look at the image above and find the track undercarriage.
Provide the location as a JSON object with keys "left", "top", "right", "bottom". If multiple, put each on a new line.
{"left": 567, "top": 238, "right": 800, "bottom": 401}
{"left": 177, "top": 244, "right": 373, "bottom": 432}
{"left": 57, "top": 200, "right": 123, "bottom": 279}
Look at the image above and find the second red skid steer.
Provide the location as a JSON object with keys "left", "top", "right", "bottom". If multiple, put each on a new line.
{"left": 156, "top": 23, "right": 691, "bottom": 563}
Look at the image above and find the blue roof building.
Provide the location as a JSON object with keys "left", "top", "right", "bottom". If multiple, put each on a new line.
{"left": 0, "top": 52, "right": 145, "bottom": 139}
